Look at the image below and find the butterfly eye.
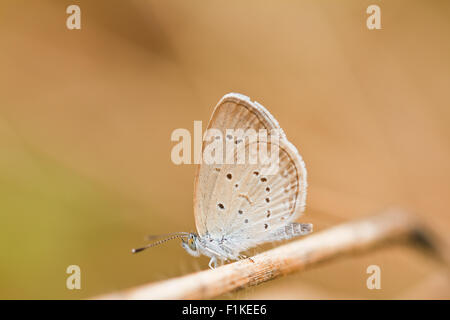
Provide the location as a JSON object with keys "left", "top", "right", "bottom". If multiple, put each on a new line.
{"left": 188, "top": 238, "right": 196, "bottom": 250}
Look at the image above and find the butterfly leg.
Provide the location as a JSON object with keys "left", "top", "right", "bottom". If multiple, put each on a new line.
{"left": 208, "top": 256, "right": 218, "bottom": 269}
{"left": 238, "top": 254, "right": 255, "bottom": 263}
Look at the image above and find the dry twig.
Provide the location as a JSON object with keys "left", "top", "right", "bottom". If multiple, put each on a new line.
{"left": 95, "top": 208, "right": 435, "bottom": 300}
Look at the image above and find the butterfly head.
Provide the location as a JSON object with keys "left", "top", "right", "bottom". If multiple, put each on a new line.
{"left": 181, "top": 233, "right": 201, "bottom": 257}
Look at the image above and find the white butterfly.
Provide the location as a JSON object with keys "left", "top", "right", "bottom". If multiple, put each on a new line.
{"left": 133, "top": 93, "right": 312, "bottom": 269}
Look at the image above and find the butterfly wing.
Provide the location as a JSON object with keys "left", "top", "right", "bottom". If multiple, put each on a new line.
{"left": 194, "top": 93, "right": 283, "bottom": 236}
{"left": 207, "top": 138, "right": 307, "bottom": 253}
{"left": 193, "top": 93, "right": 307, "bottom": 253}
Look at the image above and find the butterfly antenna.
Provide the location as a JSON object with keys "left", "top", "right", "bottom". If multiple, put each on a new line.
{"left": 145, "top": 232, "right": 189, "bottom": 241}
{"left": 131, "top": 234, "right": 188, "bottom": 254}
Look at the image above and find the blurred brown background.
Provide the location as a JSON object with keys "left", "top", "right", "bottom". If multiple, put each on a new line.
{"left": 0, "top": 0, "right": 449, "bottom": 299}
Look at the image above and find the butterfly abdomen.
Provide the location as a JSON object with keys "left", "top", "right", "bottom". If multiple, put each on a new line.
{"left": 267, "top": 222, "right": 313, "bottom": 241}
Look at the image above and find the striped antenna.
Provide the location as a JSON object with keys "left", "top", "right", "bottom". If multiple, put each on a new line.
{"left": 132, "top": 233, "right": 189, "bottom": 254}
{"left": 145, "top": 232, "right": 189, "bottom": 241}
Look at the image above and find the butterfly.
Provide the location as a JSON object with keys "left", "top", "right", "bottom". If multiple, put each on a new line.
{"left": 133, "top": 93, "right": 312, "bottom": 269}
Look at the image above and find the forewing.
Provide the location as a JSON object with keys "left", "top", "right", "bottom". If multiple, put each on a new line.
{"left": 193, "top": 93, "right": 283, "bottom": 236}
